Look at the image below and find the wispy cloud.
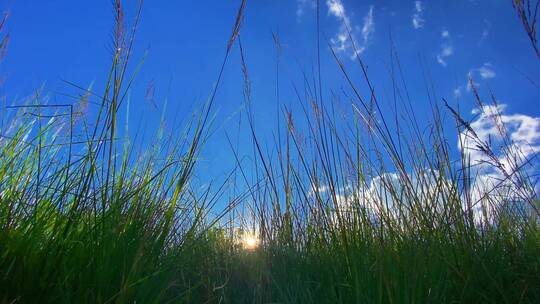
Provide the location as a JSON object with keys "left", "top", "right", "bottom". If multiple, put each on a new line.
{"left": 296, "top": 0, "right": 316, "bottom": 19}
{"left": 412, "top": 1, "right": 425, "bottom": 29}
{"left": 467, "top": 63, "right": 496, "bottom": 89}
{"left": 436, "top": 29, "right": 453, "bottom": 67}
{"left": 479, "top": 19, "right": 491, "bottom": 45}
{"left": 466, "top": 71, "right": 480, "bottom": 92}
{"left": 437, "top": 44, "right": 453, "bottom": 66}
{"left": 454, "top": 63, "right": 496, "bottom": 95}
{"left": 361, "top": 6, "right": 375, "bottom": 47}
{"left": 327, "top": 0, "right": 346, "bottom": 18}
{"left": 327, "top": 1, "right": 375, "bottom": 59}
{"left": 477, "top": 62, "right": 496, "bottom": 79}
{"left": 441, "top": 30, "right": 449, "bottom": 38}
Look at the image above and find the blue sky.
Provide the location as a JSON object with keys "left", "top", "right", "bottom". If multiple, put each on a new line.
{"left": 0, "top": 0, "right": 539, "bottom": 194}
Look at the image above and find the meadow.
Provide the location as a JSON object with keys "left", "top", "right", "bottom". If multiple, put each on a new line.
{"left": 0, "top": 1, "right": 539, "bottom": 303}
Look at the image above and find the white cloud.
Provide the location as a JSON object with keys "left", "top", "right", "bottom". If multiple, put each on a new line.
{"left": 296, "top": 0, "right": 316, "bottom": 18}
{"left": 437, "top": 44, "right": 453, "bottom": 66}
{"left": 466, "top": 71, "right": 480, "bottom": 91}
{"left": 412, "top": 1, "right": 425, "bottom": 29}
{"left": 327, "top": 0, "right": 346, "bottom": 18}
{"left": 480, "top": 29, "right": 489, "bottom": 42}
{"left": 479, "top": 19, "right": 491, "bottom": 45}
{"left": 441, "top": 30, "right": 449, "bottom": 38}
{"left": 316, "top": 168, "right": 459, "bottom": 226}
{"left": 459, "top": 104, "right": 540, "bottom": 219}
{"left": 436, "top": 30, "right": 453, "bottom": 67}
{"left": 327, "top": 1, "right": 375, "bottom": 59}
{"left": 460, "top": 104, "right": 507, "bottom": 166}
{"left": 361, "top": 6, "right": 375, "bottom": 46}
{"left": 333, "top": 104, "right": 540, "bottom": 225}
{"left": 477, "top": 63, "right": 496, "bottom": 79}
{"left": 456, "top": 64, "right": 495, "bottom": 95}
{"left": 307, "top": 102, "right": 539, "bottom": 226}
{"left": 453, "top": 87, "right": 462, "bottom": 97}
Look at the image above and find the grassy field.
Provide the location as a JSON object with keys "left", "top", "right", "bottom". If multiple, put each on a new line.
{"left": 0, "top": 1, "right": 539, "bottom": 303}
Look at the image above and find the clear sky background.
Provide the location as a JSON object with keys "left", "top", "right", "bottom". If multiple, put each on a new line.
{"left": 1, "top": 0, "right": 539, "bottom": 194}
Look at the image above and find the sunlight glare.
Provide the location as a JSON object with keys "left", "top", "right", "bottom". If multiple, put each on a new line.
{"left": 243, "top": 235, "right": 259, "bottom": 250}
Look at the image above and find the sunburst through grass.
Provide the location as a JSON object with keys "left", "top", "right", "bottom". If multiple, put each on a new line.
{"left": 242, "top": 233, "right": 259, "bottom": 251}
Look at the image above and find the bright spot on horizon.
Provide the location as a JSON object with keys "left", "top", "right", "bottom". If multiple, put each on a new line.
{"left": 243, "top": 235, "right": 259, "bottom": 251}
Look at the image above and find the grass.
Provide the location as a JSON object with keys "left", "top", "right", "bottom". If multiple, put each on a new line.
{"left": 0, "top": 1, "right": 539, "bottom": 303}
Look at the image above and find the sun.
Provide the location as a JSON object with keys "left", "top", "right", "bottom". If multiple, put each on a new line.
{"left": 243, "top": 235, "right": 259, "bottom": 250}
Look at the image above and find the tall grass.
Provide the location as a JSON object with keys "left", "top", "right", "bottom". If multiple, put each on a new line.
{"left": 0, "top": 2, "right": 241, "bottom": 302}
{"left": 512, "top": 0, "right": 540, "bottom": 59}
{"left": 226, "top": 31, "right": 540, "bottom": 302}
{"left": 0, "top": 1, "right": 539, "bottom": 303}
